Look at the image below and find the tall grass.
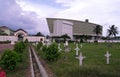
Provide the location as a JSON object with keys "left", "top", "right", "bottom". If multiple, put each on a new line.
{"left": 37, "top": 43, "right": 120, "bottom": 77}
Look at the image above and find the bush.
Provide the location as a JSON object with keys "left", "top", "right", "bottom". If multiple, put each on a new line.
{"left": 24, "top": 39, "right": 29, "bottom": 45}
{"left": 14, "top": 41, "right": 26, "bottom": 53}
{"left": 0, "top": 50, "right": 20, "bottom": 70}
{"left": 45, "top": 43, "right": 60, "bottom": 61}
{"left": 36, "top": 42, "right": 43, "bottom": 50}
{"left": 42, "top": 45, "right": 47, "bottom": 52}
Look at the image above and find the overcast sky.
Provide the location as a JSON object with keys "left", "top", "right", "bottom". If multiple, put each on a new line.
{"left": 0, "top": 0, "right": 120, "bottom": 36}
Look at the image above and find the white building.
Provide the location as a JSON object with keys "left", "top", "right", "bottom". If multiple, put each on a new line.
{"left": 0, "top": 27, "right": 45, "bottom": 43}
{"left": 52, "top": 20, "right": 73, "bottom": 39}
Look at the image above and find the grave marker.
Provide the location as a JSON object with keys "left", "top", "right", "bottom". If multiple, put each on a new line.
{"left": 78, "top": 52, "right": 85, "bottom": 66}
{"left": 65, "top": 41, "right": 68, "bottom": 46}
{"left": 74, "top": 44, "right": 80, "bottom": 56}
{"left": 104, "top": 51, "right": 111, "bottom": 64}
{"left": 58, "top": 43, "right": 62, "bottom": 52}
{"left": 81, "top": 44, "right": 83, "bottom": 48}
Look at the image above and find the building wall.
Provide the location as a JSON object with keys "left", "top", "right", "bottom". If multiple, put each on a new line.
{"left": 52, "top": 20, "right": 73, "bottom": 39}
{"left": 25, "top": 36, "right": 45, "bottom": 42}
{"left": 46, "top": 18, "right": 103, "bottom": 40}
{"left": 0, "top": 36, "right": 45, "bottom": 42}
{"left": 62, "top": 20, "right": 73, "bottom": 39}
{"left": 0, "top": 36, "right": 18, "bottom": 41}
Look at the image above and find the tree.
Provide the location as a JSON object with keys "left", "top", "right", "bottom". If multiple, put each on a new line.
{"left": 107, "top": 25, "right": 118, "bottom": 39}
{"left": 61, "top": 34, "right": 71, "bottom": 42}
{"left": 93, "top": 25, "right": 102, "bottom": 41}
{"left": 36, "top": 32, "right": 44, "bottom": 36}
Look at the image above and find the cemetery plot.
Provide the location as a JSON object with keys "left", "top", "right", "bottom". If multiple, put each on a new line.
{"left": 37, "top": 43, "right": 120, "bottom": 77}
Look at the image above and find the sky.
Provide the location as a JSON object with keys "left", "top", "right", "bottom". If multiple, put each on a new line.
{"left": 0, "top": 0, "right": 120, "bottom": 36}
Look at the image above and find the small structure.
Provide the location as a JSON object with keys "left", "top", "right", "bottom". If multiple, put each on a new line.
{"left": 80, "top": 44, "right": 83, "bottom": 48}
{"left": 74, "top": 44, "right": 80, "bottom": 56}
{"left": 104, "top": 51, "right": 111, "bottom": 64}
{"left": 78, "top": 52, "right": 85, "bottom": 66}
{"left": 0, "top": 26, "right": 45, "bottom": 43}
{"left": 14, "top": 29, "right": 27, "bottom": 41}
{"left": 10, "top": 41, "right": 15, "bottom": 44}
{"left": 58, "top": 43, "right": 62, "bottom": 52}
{"left": 65, "top": 41, "right": 68, "bottom": 46}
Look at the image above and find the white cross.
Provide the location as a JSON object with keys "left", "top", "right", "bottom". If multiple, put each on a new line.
{"left": 104, "top": 51, "right": 111, "bottom": 64}
{"left": 65, "top": 41, "right": 68, "bottom": 46}
{"left": 81, "top": 44, "right": 83, "bottom": 48}
{"left": 58, "top": 43, "right": 62, "bottom": 52}
{"left": 78, "top": 52, "right": 85, "bottom": 66}
{"left": 74, "top": 44, "right": 80, "bottom": 56}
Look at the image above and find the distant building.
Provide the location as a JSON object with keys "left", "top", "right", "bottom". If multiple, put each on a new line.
{"left": 0, "top": 26, "right": 14, "bottom": 35}
{"left": 0, "top": 26, "right": 45, "bottom": 43}
{"left": 46, "top": 18, "right": 103, "bottom": 41}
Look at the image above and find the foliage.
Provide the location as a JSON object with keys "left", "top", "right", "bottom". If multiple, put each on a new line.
{"left": 6, "top": 46, "right": 29, "bottom": 77}
{"left": 93, "top": 25, "right": 102, "bottom": 41}
{"left": 35, "top": 32, "right": 44, "bottom": 36}
{"left": 107, "top": 25, "right": 118, "bottom": 38}
{"left": 36, "top": 42, "right": 43, "bottom": 50}
{"left": 0, "top": 50, "right": 20, "bottom": 70}
{"left": 45, "top": 43, "right": 60, "bottom": 61}
{"left": 61, "top": 34, "right": 71, "bottom": 42}
{"left": 42, "top": 45, "right": 47, "bottom": 52}
{"left": 24, "top": 39, "right": 29, "bottom": 44}
{"left": 93, "top": 25, "right": 102, "bottom": 36}
{"left": 14, "top": 41, "right": 26, "bottom": 53}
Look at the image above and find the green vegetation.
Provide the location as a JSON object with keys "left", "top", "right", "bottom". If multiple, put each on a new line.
{"left": 37, "top": 43, "right": 120, "bottom": 77}
{"left": 14, "top": 41, "right": 26, "bottom": 53}
{"left": 36, "top": 42, "right": 43, "bottom": 50}
{"left": 0, "top": 41, "right": 29, "bottom": 77}
{"left": 45, "top": 43, "right": 60, "bottom": 61}
{"left": 0, "top": 49, "right": 20, "bottom": 70}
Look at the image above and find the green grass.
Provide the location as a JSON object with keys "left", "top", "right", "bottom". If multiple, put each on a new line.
{"left": 37, "top": 43, "right": 120, "bottom": 77}
{"left": 4, "top": 47, "right": 30, "bottom": 77}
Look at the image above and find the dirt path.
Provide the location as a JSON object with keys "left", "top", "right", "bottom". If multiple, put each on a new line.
{"left": 0, "top": 44, "right": 14, "bottom": 54}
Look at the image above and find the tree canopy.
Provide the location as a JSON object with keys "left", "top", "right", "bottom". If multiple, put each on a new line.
{"left": 107, "top": 25, "right": 118, "bottom": 38}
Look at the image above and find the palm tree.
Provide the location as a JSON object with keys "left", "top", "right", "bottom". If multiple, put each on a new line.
{"left": 93, "top": 25, "right": 102, "bottom": 41}
{"left": 107, "top": 25, "right": 118, "bottom": 39}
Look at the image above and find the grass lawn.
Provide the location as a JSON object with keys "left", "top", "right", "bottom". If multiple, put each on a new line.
{"left": 37, "top": 43, "right": 120, "bottom": 77}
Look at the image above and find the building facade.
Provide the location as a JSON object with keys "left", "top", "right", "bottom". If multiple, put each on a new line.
{"left": 0, "top": 26, "right": 14, "bottom": 35}
{"left": 0, "top": 26, "right": 45, "bottom": 43}
{"left": 46, "top": 18, "right": 103, "bottom": 41}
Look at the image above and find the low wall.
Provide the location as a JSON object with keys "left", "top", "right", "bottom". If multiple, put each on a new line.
{"left": 0, "top": 36, "right": 45, "bottom": 42}
{"left": 0, "top": 36, "right": 17, "bottom": 42}
{"left": 25, "top": 36, "right": 45, "bottom": 42}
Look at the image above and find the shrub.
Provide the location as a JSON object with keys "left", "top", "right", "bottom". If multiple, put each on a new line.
{"left": 0, "top": 49, "right": 20, "bottom": 70}
{"left": 42, "top": 45, "right": 47, "bottom": 52}
{"left": 14, "top": 41, "right": 26, "bottom": 53}
{"left": 24, "top": 39, "right": 29, "bottom": 45}
{"left": 37, "top": 42, "right": 43, "bottom": 50}
{"left": 45, "top": 43, "right": 60, "bottom": 61}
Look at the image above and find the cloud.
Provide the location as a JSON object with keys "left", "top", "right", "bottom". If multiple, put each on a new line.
{"left": 0, "top": 0, "right": 49, "bottom": 35}
{"left": 54, "top": 0, "right": 120, "bottom": 36}
{"left": 0, "top": 0, "right": 120, "bottom": 36}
